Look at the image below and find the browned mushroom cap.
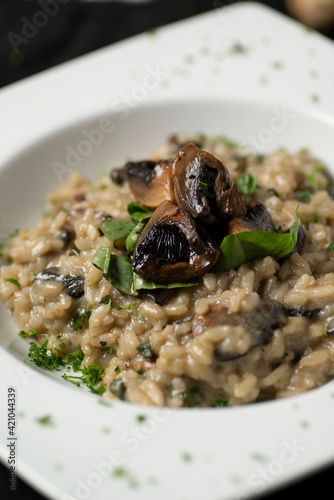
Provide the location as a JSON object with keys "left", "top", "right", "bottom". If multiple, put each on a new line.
{"left": 192, "top": 299, "right": 287, "bottom": 361}
{"left": 124, "top": 159, "right": 174, "bottom": 208}
{"left": 227, "top": 201, "right": 276, "bottom": 235}
{"left": 132, "top": 200, "right": 220, "bottom": 283}
{"left": 173, "top": 143, "right": 245, "bottom": 224}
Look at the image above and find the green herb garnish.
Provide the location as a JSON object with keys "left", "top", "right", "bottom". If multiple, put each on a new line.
{"left": 28, "top": 340, "right": 66, "bottom": 371}
{"left": 70, "top": 243, "right": 81, "bottom": 256}
{"left": 70, "top": 308, "right": 91, "bottom": 332}
{"left": 69, "top": 345, "right": 84, "bottom": 372}
{"left": 326, "top": 241, "right": 334, "bottom": 252}
{"left": 4, "top": 277, "right": 21, "bottom": 287}
{"left": 213, "top": 400, "right": 231, "bottom": 407}
{"left": 136, "top": 342, "right": 155, "bottom": 359}
{"left": 92, "top": 248, "right": 134, "bottom": 295}
{"left": 109, "top": 379, "right": 126, "bottom": 400}
{"left": 10, "top": 229, "right": 19, "bottom": 238}
{"left": 127, "top": 202, "right": 154, "bottom": 223}
{"left": 63, "top": 363, "right": 105, "bottom": 395}
{"left": 179, "top": 387, "right": 203, "bottom": 407}
{"left": 100, "top": 217, "right": 136, "bottom": 247}
{"left": 92, "top": 247, "right": 198, "bottom": 296}
{"left": 36, "top": 415, "right": 54, "bottom": 426}
{"left": 214, "top": 207, "right": 299, "bottom": 272}
{"left": 307, "top": 163, "right": 326, "bottom": 190}
{"left": 19, "top": 330, "right": 39, "bottom": 338}
{"left": 237, "top": 173, "right": 258, "bottom": 195}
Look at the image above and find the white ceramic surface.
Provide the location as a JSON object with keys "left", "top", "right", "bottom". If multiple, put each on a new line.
{"left": 1, "top": 3, "right": 334, "bottom": 500}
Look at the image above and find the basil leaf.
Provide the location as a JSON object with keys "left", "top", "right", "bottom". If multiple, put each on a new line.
{"left": 237, "top": 173, "right": 258, "bottom": 195}
{"left": 133, "top": 273, "right": 198, "bottom": 291}
{"left": 127, "top": 202, "right": 154, "bottom": 222}
{"left": 326, "top": 241, "right": 334, "bottom": 253}
{"left": 92, "top": 247, "right": 135, "bottom": 295}
{"left": 100, "top": 217, "right": 136, "bottom": 246}
{"left": 92, "top": 246, "right": 111, "bottom": 275}
{"left": 125, "top": 221, "right": 147, "bottom": 254}
{"left": 215, "top": 208, "right": 299, "bottom": 272}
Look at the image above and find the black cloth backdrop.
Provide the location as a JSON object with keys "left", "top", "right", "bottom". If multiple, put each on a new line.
{"left": 0, "top": 0, "right": 334, "bottom": 499}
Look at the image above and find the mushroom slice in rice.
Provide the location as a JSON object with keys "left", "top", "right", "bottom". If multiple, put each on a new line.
{"left": 227, "top": 201, "right": 276, "bottom": 235}
{"left": 113, "top": 159, "right": 175, "bottom": 208}
{"left": 192, "top": 299, "right": 287, "bottom": 361}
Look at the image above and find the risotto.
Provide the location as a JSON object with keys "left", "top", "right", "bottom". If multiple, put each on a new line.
{"left": 1, "top": 133, "right": 334, "bottom": 407}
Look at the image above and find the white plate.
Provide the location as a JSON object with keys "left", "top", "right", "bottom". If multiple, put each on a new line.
{"left": 1, "top": 3, "right": 334, "bottom": 500}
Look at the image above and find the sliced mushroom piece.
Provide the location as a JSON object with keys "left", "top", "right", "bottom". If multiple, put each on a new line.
{"left": 139, "top": 288, "right": 174, "bottom": 306}
{"left": 123, "top": 159, "right": 175, "bottom": 208}
{"left": 227, "top": 201, "right": 276, "bottom": 235}
{"left": 216, "top": 180, "right": 247, "bottom": 220}
{"left": 58, "top": 224, "right": 75, "bottom": 248}
{"left": 34, "top": 268, "right": 85, "bottom": 299}
{"left": 132, "top": 200, "right": 220, "bottom": 283}
{"left": 169, "top": 133, "right": 204, "bottom": 153}
{"left": 173, "top": 143, "right": 244, "bottom": 224}
{"left": 192, "top": 299, "right": 287, "bottom": 361}
{"left": 286, "top": 306, "right": 320, "bottom": 319}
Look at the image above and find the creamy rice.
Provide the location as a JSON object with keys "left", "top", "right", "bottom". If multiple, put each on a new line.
{"left": 1, "top": 134, "right": 334, "bottom": 407}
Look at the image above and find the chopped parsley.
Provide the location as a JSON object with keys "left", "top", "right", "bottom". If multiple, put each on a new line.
{"left": 36, "top": 415, "right": 54, "bottom": 427}
{"left": 28, "top": 340, "right": 66, "bottom": 371}
{"left": 63, "top": 363, "right": 105, "bottom": 395}
{"left": 27, "top": 341, "right": 104, "bottom": 395}
{"left": 19, "top": 330, "right": 39, "bottom": 338}
{"left": 229, "top": 41, "right": 248, "bottom": 54}
{"left": 213, "top": 400, "right": 231, "bottom": 407}
{"left": 69, "top": 345, "right": 84, "bottom": 372}
{"left": 179, "top": 387, "right": 203, "bottom": 407}
{"left": 181, "top": 452, "right": 193, "bottom": 462}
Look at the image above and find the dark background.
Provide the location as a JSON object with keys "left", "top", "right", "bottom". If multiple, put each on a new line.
{"left": 0, "top": 0, "right": 334, "bottom": 498}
